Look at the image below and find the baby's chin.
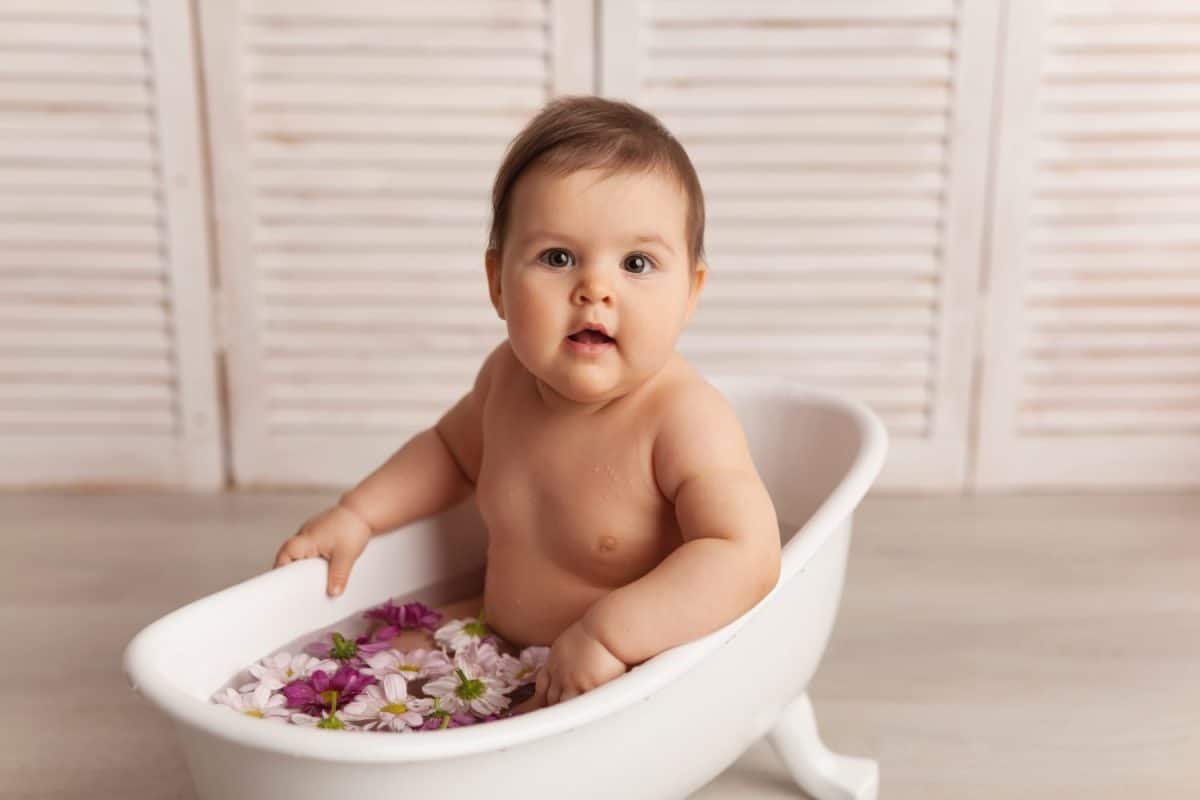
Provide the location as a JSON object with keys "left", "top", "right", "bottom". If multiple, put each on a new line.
{"left": 542, "top": 371, "right": 625, "bottom": 404}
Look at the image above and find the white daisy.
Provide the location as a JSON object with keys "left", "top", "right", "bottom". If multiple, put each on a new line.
{"left": 360, "top": 647, "right": 454, "bottom": 684}
{"left": 496, "top": 645, "right": 550, "bottom": 687}
{"left": 422, "top": 642, "right": 513, "bottom": 716}
{"left": 238, "top": 651, "right": 337, "bottom": 692}
{"left": 433, "top": 613, "right": 493, "bottom": 653}
{"left": 212, "top": 685, "right": 290, "bottom": 723}
{"left": 289, "top": 709, "right": 358, "bottom": 731}
{"left": 342, "top": 674, "right": 434, "bottom": 732}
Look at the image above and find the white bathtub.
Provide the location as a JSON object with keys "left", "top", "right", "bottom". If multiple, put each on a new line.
{"left": 123, "top": 376, "right": 887, "bottom": 800}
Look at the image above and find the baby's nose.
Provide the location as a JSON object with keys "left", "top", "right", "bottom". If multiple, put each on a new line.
{"left": 572, "top": 275, "right": 612, "bottom": 304}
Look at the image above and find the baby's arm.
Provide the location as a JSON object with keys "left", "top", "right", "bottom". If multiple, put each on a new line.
{"left": 337, "top": 341, "right": 501, "bottom": 533}
{"left": 579, "top": 382, "right": 782, "bottom": 667}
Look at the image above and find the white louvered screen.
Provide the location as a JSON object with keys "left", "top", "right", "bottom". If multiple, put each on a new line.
{"left": 200, "top": 0, "right": 593, "bottom": 486}
{"left": 600, "top": 0, "right": 1001, "bottom": 489}
{"left": 0, "top": 0, "right": 221, "bottom": 489}
{"left": 976, "top": 0, "right": 1200, "bottom": 489}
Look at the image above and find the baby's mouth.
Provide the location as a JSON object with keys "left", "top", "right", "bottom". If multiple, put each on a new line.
{"left": 568, "top": 330, "right": 615, "bottom": 345}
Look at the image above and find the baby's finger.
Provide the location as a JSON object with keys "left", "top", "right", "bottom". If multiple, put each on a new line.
{"left": 547, "top": 676, "right": 562, "bottom": 707}
{"left": 274, "top": 536, "right": 312, "bottom": 568}
{"left": 326, "top": 547, "right": 356, "bottom": 597}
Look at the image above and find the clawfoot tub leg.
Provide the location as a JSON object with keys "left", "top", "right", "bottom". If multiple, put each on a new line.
{"left": 765, "top": 693, "right": 879, "bottom": 800}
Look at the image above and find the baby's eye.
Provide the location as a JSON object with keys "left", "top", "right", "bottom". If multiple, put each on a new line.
{"left": 539, "top": 248, "right": 574, "bottom": 268}
{"left": 623, "top": 253, "right": 654, "bottom": 274}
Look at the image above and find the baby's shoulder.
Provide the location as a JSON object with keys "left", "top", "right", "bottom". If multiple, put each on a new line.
{"left": 649, "top": 360, "right": 752, "bottom": 501}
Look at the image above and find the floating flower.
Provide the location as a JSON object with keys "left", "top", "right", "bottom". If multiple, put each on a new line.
{"left": 290, "top": 709, "right": 357, "bottom": 731}
{"left": 282, "top": 663, "right": 375, "bottom": 716}
{"left": 302, "top": 631, "right": 391, "bottom": 667}
{"left": 342, "top": 674, "right": 435, "bottom": 732}
{"left": 212, "top": 685, "right": 290, "bottom": 723}
{"left": 239, "top": 651, "right": 336, "bottom": 692}
{"left": 496, "top": 645, "right": 549, "bottom": 688}
{"left": 363, "top": 600, "right": 443, "bottom": 641}
{"left": 418, "top": 697, "right": 482, "bottom": 731}
{"left": 361, "top": 647, "right": 454, "bottom": 684}
{"left": 422, "top": 641, "right": 512, "bottom": 717}
{"left": 434, "top": 610, "right": 495, "bottom": 653}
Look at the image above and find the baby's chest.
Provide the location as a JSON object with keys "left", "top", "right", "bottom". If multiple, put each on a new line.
{"left": 477, "top": 424, "right": 681, "bottom": 587}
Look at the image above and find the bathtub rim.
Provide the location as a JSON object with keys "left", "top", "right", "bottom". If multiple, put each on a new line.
{"left": 123, "top": 380, "right": 887, "bottom": 764}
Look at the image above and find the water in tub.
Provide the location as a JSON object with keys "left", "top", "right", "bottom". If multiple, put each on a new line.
{"left": 210, "top": 584, "right": 547, "bottom": 733}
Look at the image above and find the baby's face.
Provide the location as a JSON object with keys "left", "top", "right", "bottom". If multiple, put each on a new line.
{"left": 486, "top": 165, "right": 705, "bottom": 410}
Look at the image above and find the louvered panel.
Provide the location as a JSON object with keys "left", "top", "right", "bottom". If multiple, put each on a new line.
{"left": 0, "top": 0, "right": 220, "bottom": 487}
{"left": 977, "top": 0, "right": 1200, "bottom": 488}
{"left": 203, "top": 0, "right": 590, "bottom": 485}
{"left": 603, "top": 0, "right": 1001, "bottom": 488}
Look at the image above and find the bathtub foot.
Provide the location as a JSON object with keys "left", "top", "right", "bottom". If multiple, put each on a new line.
{"left": 765, "top": 693, "right": 878, "bottom": 800}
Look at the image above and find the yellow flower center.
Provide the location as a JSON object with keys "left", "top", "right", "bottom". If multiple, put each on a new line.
{"left": 243, "top": 709, "right": 264, "bottom": 718}
{"left": 382, "top": 702, "right": 408, "bottom": 715}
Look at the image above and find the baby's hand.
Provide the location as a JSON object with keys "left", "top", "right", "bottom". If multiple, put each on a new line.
{"left": 532, "top": 619, "right": 628, "bottom": 708}
{"left": 272, "top": 504, "right": 372, "bottom": 597}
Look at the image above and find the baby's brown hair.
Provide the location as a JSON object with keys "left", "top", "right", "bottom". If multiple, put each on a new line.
{"left": 488, "top": 95, "right": 706, "bottom": 270}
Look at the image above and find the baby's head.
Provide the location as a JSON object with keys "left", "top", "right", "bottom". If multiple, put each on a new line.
{"left": 485, "top": 95, "right": 707, "bottom": 411}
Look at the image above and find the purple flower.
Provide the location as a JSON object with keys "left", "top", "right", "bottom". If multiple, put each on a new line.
{"left": 418, "top": 710, "right": 482, "bottom": 731}
{"left": 363, "top": 600, "right": 443, "bottom": 641}
{"left": 303, "top": 631, "right": 392, "bottom": 667}
{"left": 282, "top": 664, "right": 376, "bottom": 716}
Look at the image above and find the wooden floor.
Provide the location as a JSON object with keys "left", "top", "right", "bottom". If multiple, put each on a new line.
{"left": 3, "top": 491, "right": 1197, "bottom": 799}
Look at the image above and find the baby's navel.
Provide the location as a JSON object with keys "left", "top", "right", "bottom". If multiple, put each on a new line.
{"left": 596, "top": 534, "right": 618, "bottom": 553}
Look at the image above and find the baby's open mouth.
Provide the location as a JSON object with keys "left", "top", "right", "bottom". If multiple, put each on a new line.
{"left": 568, "top": 330, "right": 615, "bottom": 344}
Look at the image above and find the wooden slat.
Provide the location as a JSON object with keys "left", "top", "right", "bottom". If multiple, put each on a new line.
{"left": 247, "top": 24, "right": 546, "bottom": 53}
{"left": 249, "top": 0, "right": 546, "bottom": 23}
{"left": 251, "top": 109, "right": 528, "bottom": 139}
{"left": 1051, "top": 0, "right": 1200, "bottom": 20}
{"left": 646, "top": 55, "right": 953, "bottom": 83}
{"left": 0, "top": 50, "right": 147, "bottom": 80}
{"left": 644, "top": 85, "right": 951, "bottom": 111}
{"left": 662, "top": 111, "right": 949, "bottom": 139}
{"left": 0, "top": 21, "right": 144, "bottom": 50}
{"left": 0, "top": 82, "right": 150, "bottom": 110}
{"left": 248, "top": 52, "right": 546, "bottom": 81}
{"left": 649, "top": 1, "right": 957, "bottom": 22}
{"left": 0, "top": 409, "right": 174, "bottom": 431}
{"left": 249, "top": 82, "right": 544, "bottom": 110}
{"left": 1047, "top": 20, "right": 1200, "bottom": 48}
{"left": 0, "top": 135, "right": 155, "bottom": 165}
{"left": 648, "top": 25, "right": 955, "bottom": 53}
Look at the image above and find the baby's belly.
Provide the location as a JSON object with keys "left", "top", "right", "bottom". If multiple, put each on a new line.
{"left": 482, "top": 548, "right": 614, "bottom": 649}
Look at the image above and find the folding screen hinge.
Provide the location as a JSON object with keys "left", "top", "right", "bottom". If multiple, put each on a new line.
{"left": 210, "top": 289, "right": 229, "bottom": 355}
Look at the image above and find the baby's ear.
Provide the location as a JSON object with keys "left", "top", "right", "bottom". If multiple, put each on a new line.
{"left": 686, "top": 261, "right": 707, "bottom": 320}
{"left": 485, "top": 248, "right": 505, "bottom": 320}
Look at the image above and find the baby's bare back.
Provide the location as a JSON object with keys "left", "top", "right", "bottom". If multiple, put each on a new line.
{"left": 473, "top": 344, "right": 690, "bottom": 649}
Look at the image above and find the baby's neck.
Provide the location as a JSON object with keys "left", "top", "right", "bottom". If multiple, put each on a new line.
{"left": 532, "top": 375, "right": 627, "bottom": 417}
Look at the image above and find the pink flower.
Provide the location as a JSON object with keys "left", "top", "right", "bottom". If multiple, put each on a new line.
{"left": 282, "top": 664, "right": 375, "bottom": 716}
{"left": 363, "top": 600, "right": 443, "bottom": 641}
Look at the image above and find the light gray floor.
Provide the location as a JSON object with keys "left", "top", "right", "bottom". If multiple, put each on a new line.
{"left": 3, "top": 491, "right": 1197, "bottom": 799}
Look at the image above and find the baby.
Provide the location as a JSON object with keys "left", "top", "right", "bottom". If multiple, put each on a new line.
{"left": 274, "top": 96, "right": 782, "bottom": 714}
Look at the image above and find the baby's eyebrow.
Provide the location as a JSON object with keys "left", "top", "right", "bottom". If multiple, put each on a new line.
{"left": 631, "top": 233, "right": 675, "bottom": 256}
{"left": 521, "top": 230, "right": 675, "bottom": 256}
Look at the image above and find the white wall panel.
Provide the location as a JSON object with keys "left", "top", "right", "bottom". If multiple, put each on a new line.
{"left": 977, "top": 0, "right": 1200, "bottom": 489}
{"left": 600, "top": 0, "right": 1003, "bottom": 490}
{"left": 200, "top": 0, "right": 592, "bottom": 486}
{"left": 0, "top": 0, "right": 222, "bottom": 489}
